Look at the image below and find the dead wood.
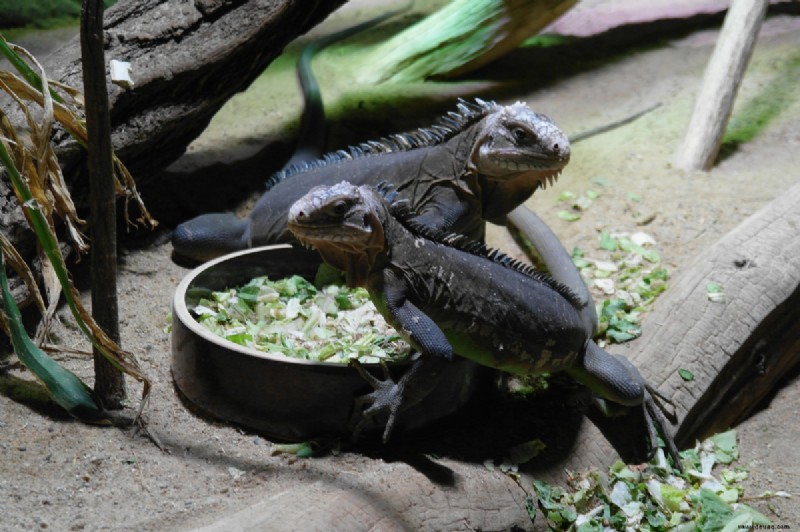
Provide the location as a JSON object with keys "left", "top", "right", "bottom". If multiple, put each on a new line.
{"left": 673, "top": 0, "right": 768, "bottom": 170}
{"left": 0, "top": 0, "right": 345, "bottom": 291}
{"left": 189, "top": 458, "right": 535, "bottom": 532}
{"left": 530, "top": 181, "right": 800, "bottom": 483}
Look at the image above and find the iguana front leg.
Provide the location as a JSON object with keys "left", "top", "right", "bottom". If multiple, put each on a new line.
{"left": 351, "top": 268, "right": 454, "bottom": 442}
{"left": 569, "top": 340, "right": 682, "bottom": 469}
{"left": 350, "top": 355, "right": 449, "bottom": 442}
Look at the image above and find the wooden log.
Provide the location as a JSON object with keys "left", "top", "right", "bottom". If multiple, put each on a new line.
{"left": 531, "top": 181, "right": 800, "bottom": 482}
{"left": 0, "top": 0, "right": 345, "bottom": 289}
{"left": 186, "top": 458, "right": 535, "bottom": 532}
{"left": 673, "top": 0, "right": 768, "bottom": 171}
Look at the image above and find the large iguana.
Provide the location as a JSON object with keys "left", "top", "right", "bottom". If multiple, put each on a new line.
{"left": 172, "top": 97, "right": 570, "bottom": 260}
{"left": 172, "top": 13, "right": 657, "bottom": 327}
{"left": 286, "top": 181, "right": 681, "bottom": 469}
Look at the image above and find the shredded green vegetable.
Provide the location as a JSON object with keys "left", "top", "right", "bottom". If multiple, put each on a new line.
{"left": 192, "top": 275, "right": 411, "bottom": 364}
{"left": 528, "top": 429, "right": 779, "bottom": 531}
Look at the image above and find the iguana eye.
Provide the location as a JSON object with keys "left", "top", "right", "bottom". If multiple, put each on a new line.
{"left": 512, "top": 127, "right": 530, "bottom": 143}
{"left": 331, "top": 200, "right": 349, "bottom": 216}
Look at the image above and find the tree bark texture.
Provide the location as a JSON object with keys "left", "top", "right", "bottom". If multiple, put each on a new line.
{"left": 188, "top": 458, "right": 536, "bottom": 532}
{"left": 1, "top": 0, "right": 346, "bottom": 269}
{"left": 531, "top": 182, "right": 800, "bottom": 484}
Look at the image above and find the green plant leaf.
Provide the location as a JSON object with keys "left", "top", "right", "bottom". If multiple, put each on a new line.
{"left": 558, "top": 210, "right": 581, "bottom": 222}
{"left": 599, "top": 231, "right": 618, "bottom": 251}
{"left": 693, "top": 488, "right": 733, "bottom": 531}
{"left": 0, "top": 35, "right": 64, "bottom": 104}
{"left": 707, "top": 282, "right": 727, "bottom": 303}
{"left": 710, "top": 430, "right": 739, "bottom": 464}
{"left": 0, "top": 250, "right": 105, "bottom": 421}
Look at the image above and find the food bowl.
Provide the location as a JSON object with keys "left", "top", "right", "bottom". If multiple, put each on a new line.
{"left": 171, "top": 245, "right": 480, "bottom": 441}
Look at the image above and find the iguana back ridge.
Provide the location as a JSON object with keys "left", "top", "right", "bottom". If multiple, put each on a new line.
{"left": 387, "top": 197, "right": 584, "bottom": 308}
{"left": 265, "top": 98, "right": 496, "bottom": 191}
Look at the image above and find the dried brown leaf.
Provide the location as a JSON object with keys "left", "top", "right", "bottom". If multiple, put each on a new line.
{"left": 0, "top": 233, "right": 46, "bottom": 318}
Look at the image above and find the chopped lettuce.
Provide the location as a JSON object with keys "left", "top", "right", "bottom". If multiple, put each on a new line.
{"left": 531, "top": 430, "right": 778, "bottom": 531}
{"left": 192, "top": 275, "right": 411, "bottom": 363}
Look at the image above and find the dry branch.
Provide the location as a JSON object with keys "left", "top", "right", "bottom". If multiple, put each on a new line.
{"left": 81, "top": 0, "right": 126, "bottom": 406}
{"left": 674, "top": 0, "right": 768, "bottom": 171}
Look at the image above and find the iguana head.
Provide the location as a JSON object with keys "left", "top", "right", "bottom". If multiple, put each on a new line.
{"left": 471, "top": 101, "right": 570, "bottom": 187}
{"left": 288, "top": 182, "right": 386, "bottom": 288}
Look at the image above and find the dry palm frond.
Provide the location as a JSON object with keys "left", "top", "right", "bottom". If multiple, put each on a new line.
{"left": 0, "top": 36, "right": 153, "bottom": 414}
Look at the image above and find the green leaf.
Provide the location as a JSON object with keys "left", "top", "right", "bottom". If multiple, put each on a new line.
{"left": 0, "top": 35, "right": 65, "bottom": 104}
{"left": 224, "top": 332, "right": 253, "bottom": 345}
{"left": 706, "top": 282, "right": 727, "bottom": 303}
{"left": 730, "top": 504, "right": 771, "bottom": 527}
{"left": 271, "top": 441, "right": 314, "bottom": 457}
{"left": 558, "top": 210, "right": 581, "bottom": 222}
{"left": 710, "top": 430, "right": 739, "bottom": 464}
{"left": 591, "top": 177, "right": 609, "bottom": 186}
{"left": 661, "top": 483, "right": 687, "bottom": 512}
{"left": 558, "top": 190, "right": 576, "bottom": 202}
{"left": 313, "top": 262, "right": 344, "bottom": 288}
{"left": 678, "top": 368, "right": 695, "bottom": 381}
{"left": 599, "top": 231, "right": 618, "bottom": 251}
{"left": 531, "top": 479, "right": 555, "bottom": 504}
{"left": 606, "top": 327, "right": 640, "bottom": 343}
{"left": 721, "top": 468, "right": 748, "bottom": 484}
{"left": 619, "top": 238, "right": 660, "bottom": 263}
{"left": 506, "top": 439, "right": 546, "bottom": 465}
{"left": 0, "top": 250, "right": 104, "bottom": 422}
{"left": 693, "top": 489, "right": 733, "bottom": 532}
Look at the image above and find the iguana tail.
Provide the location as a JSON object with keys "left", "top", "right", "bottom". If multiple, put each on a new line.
{"left": 507, "top": 206, "right": 597, "bottom": 336}
{"left": 171, "top": 212, "right": 249, "bottom": 262}
{"left": 284, "top": 5, "right": 412, "bottom": 169}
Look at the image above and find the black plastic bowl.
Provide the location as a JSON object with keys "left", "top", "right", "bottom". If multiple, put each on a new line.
{"left": 171, "top": 245, "right": 479, "bottom": 441}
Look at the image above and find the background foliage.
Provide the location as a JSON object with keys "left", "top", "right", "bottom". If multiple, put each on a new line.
{"left": 0, "top": 0, "right": 115, "bottom": 29}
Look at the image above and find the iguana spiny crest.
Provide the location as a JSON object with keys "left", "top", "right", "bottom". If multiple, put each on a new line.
{"left": 269, "top": 98, "right": 570, "bottom": 192}
{"left": 288, "top": 180, "right": 578, "bottom": 304}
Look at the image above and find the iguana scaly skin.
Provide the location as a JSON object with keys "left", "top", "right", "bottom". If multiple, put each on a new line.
{"left": 171, "top": 98, "right": 570, "bottom": 261}
{"left": 287, "top": 182, "right": 681, "bottom": 468}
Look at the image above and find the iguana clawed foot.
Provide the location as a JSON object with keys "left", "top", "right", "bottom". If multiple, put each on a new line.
{"left": 642, "top": 384, "right": 682, "bottom": 470}
{"left": 348, "top": 359, "right": 406, "bottom": 443}
{"left": 349, "top": 354, "right": 449, "bottom": 443}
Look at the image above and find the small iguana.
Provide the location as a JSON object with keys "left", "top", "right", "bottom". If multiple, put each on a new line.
{"left": 286, "top": 181, "right": 681, "bottom": 468}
